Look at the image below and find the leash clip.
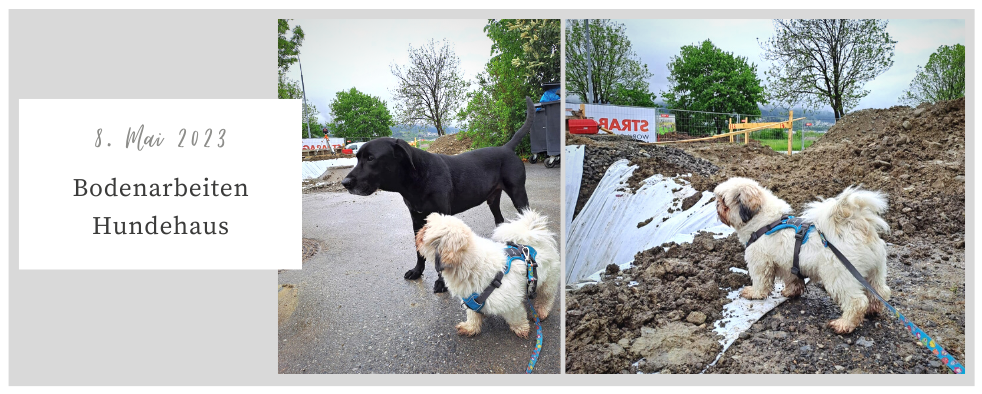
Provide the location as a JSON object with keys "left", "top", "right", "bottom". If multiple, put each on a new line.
{"left": 522, "top": 246, "right": 537, "bottom": 268}
{"left": 523, "top": 245, "right": 539, "bottom": 299}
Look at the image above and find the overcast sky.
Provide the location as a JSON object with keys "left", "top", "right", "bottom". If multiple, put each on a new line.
{"left": 282, "top": 19, "right": 493, "bottom": 125}
{"left": 568, "top": 19, "right": 966, "bottom": 112}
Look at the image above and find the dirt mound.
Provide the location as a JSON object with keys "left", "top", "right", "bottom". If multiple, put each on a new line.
{"left": 682, "top": 98, "right": 965, "bottom": 245}
{"left": 303, "top": 152, "right": 355, "bottom": 161}
{"left": 566, "top": 133, "right": 597, "bottom": 146}
{"left": 624, "top": 147, "right": 719, "bottom": 192}
{"left": 566, "top": 232, "right": 749, "bottom": 374}
{"left": 426, "top": 134, "right": 474, "bottom": 155}
{"left": 706, "top": 235, "right": 965, "bottom": 374}
{"left": 570, "top": 134, "right": 719, "bottom": 218}
{"left": 302, "top": 166, "right": 354, "bottom": 194}
{"left": 566, "top": 98, "right": 966, "bottom": 374}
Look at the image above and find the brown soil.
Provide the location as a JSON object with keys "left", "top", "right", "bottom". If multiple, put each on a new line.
{"left": 278, "top": 284, "right": 298, "bottom": 326}
{"left": 707, "top": 236, "right": 965, "bottom": 374}
{"left": 302, "top": 238, "right": 319, "bottom": 262}
{"left": 566, "top": 232, "right": 748, "bottom": 374}
{"left": 303, "top": 166, "right": 354, "bottom": 194}
{"left": 303, "top": 152, "right": 356, "bottom": 161}
{"left": 426, "top": 134, "right": 474, "bottom": 155}
{"left": 682, "top": 98, "right": 965, "bottom": 246}
{"left": 565, "top": 98, "right": 966, "bottom": 374}
{"left": 566, "top": 133, "right": 597, "bottom": 146}
{"left": 571, "top": 134, "right": 718, "bottom": 218}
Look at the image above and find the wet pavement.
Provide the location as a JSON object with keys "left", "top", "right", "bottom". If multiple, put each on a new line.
{"left": 281, "top": 163, "right": 561, "bottom": 374}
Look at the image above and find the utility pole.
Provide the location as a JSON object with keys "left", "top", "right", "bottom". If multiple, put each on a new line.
{"left": 584, "top": 19, "right": 594, "bottom": 104}
{"left": 299, "top": 55, "right": 311, "bottom": 139}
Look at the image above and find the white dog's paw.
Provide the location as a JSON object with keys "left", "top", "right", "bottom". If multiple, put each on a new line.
{"left": 865, "top": 300, "right": 886, "bottom": 316}
{"left": 781, "top": 281, "right": 805, "bottom": 298}
{"left": 740, "top": 286, "right": 768, "bottom": 300}
{"left": 456, "top": 321, "right": 481, "bottom": 336}
{"left": 827, "top": 318, "right": 858, "bottom": 334}
{"left": 510, "top": 323, "right": 530, "bottom": 338}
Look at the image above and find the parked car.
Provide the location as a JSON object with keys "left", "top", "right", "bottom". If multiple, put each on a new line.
{"left": 345, "top": 142, "right": 367, "bottom": 154}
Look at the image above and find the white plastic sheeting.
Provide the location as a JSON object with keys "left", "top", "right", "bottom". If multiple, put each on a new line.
{"left": 704, "top": 277, "right": 809, "bottom": 372}
{"left": 565, "top": 159, "right": 732, "bottom": 284}
{"left": 302, "top": 158, "right": 357, "bottom": 181}
{"left": 566, "top": 152, "right": 801, "bottom": 373}
{"left": 564, "top": 145, "right": 585, "bottom": 237}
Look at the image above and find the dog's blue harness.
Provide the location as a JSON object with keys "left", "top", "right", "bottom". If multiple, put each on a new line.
{"left": 459, "top": 243, "right": 537, "bottom": 312}
{"left": 745, "top": 215, "right": 828, "bottom": 280}
{"left": 742, "top": 214, "right": 966, "bottom": 374}
{"left": 745, "top": 215, "right": 823, "bottom": 247}
{"left": 439, "top": 241, "right": 544, "bottom": 373}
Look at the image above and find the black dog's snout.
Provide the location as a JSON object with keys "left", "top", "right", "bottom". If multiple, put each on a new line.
{"left": 341, "top": 177, "right": 353, "bottom": 189}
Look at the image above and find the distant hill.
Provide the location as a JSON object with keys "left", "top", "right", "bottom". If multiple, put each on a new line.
{"left": 390, "top": 125, "right": 460, "bottom": 140}
{"left": 759, "top": 106, "right": 834, "bottom": 118}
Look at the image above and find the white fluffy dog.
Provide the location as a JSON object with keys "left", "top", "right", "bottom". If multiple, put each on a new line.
{"left": 713, "top": 177, "right": 891, "bottom": 334}
{"left": 415, "top": 210, "right": 559, "bottom": 338}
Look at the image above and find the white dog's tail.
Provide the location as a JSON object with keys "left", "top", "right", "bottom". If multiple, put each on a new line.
{"left": 804, "top": 186, "right": 889, "bottom": 244}
{"left": 492, "top": 209, "right": 556, "bottom": 251}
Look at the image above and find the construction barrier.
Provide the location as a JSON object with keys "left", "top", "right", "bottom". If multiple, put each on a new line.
{"left": 646, "top": 111, "right": 804, "bottom": 155}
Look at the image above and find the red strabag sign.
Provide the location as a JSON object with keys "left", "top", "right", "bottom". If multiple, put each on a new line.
{"left": 580, "top": 104, "right": 657, "bottom": 142}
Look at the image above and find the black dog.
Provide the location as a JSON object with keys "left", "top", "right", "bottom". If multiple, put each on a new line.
{"left": 341, "top": 97, "right": 535, "bottom": 293}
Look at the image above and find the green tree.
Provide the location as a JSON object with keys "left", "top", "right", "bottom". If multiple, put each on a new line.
{"left": 302, "top": 102, "right": 324, "bottom": 138}
{"left": 457, "top": 19, "right": 561, "bottom": 152}
{"left": 456, "top": 72, "right": 513, "bottom": 149}
{"left": 277, "top": 19, "right": 305, "bottom": 100}
{"left": 390, "top": 39, "right": 468, "bottom": 136}
{"left": 662, "top": 39, "right": 765, "bottom": 114}
{"left": 278, "top": 19, "right": 304, "bottom": 72}
{"left": 899, "top": 43, "right": 965, "bottom": 106}
{"left": 760, "top": 19, "right": 896, "bottom": 120}
{"left": 279, "top": 74, "right": 302, "bottom": 100}
{"left": 611, "top": 62, "right": 658, "bottom": 107}
{"left": 565, "top": 19, "right": 656, "bottom": 106}
{"left": 497, "top": 19, "right": 561, "bottom": 89}
{"left": 277, "top": 19, "right": 320, "bottom": 138}
{"left": 327, "top": 88, "right": 394, "bottom": 140}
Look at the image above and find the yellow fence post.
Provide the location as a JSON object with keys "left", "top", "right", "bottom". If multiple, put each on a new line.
{"left": 644, "top": 116, "right": 805, "bottom": 146}
{"left": 787, "top": 110, "right": 793, "bottom": 155}
{"left": 744, "top": 116, "right": 749, "bottom": 145}
{"left": 729, "top": 118, "right": 733, "bottom": 143}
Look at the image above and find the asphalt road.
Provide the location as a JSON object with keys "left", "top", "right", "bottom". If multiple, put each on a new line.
{"left": 281, "top": 163, "right": 561, "bottom": 374}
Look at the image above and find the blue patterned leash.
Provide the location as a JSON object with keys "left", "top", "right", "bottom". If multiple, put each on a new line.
{"left": 823, "top": 234, "right": 965, "bottom": 374}
{"left": 525, "top": 299, "right": 543, "bottom": 374}
{"left": 522, "top": 243, "right": 543, "bottom": 374}
{"left": 885, "top": 296, "right": 964, "bottom": 374}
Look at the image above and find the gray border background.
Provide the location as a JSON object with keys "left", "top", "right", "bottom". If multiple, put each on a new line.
{"left": 8, "top": 8, "right": 973, "bottom": 386}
